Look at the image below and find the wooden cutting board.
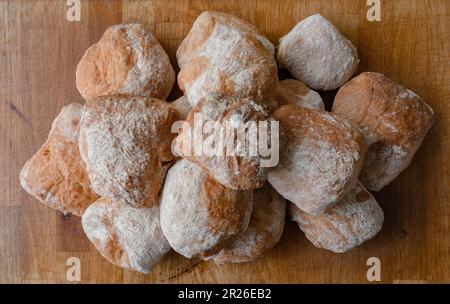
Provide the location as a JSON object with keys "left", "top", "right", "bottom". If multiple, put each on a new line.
{"left": 1, "top": 0, "right": 449, "bottom": 283}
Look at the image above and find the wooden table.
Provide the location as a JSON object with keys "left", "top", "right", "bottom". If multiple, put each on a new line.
{"left": 1, "top": 0, "right": 449, "bottom": 283}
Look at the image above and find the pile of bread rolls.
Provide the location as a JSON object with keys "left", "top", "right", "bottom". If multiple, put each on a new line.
{"left": 20, "top": 12, "right": 435, "bottom": 274}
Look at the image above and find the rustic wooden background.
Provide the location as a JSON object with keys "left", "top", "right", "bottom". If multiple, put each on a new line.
{"left": 0, "top": 0, "right": 449, "bottom": 283}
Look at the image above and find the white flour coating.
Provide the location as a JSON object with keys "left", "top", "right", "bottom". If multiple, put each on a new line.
{"left": 399, "top": 88, "right": 419, "bottom": 99}
{"left": 210, "top": 12, "right": 275, "bottom": 55}
{"left": 170, "top": 96, "right": 192, "bottom": 120}
{"left": 275, "top": 79, "right": 325, "bottom": 110}
{"left": 177, "top": 11, "right": 277, "bottom": 109}
{"left": 176, "top": 94, "right": 271, "bottom": 190}
{"left": 82, "top": 198, "right": 171, "bottom": 273}
{"left": 79, "top": 96, "right": 176, "bottom": 208}
{"left": 19, "top": 163, "right": 32, "bottom": 194}
{"left": 277, "top": 14, "right": 359, "bottom": 91}
{"left": 42, "top": 191, "right": 59, "bottom": 207}
{"left": 211, "top": 184, "right": 286, "bottom": 265}
{"left": 121, "top": 24, "right": 175, "bottom": 98}
{"left": 51, "top": 103, "right": 83, "bottom": 142}
{"left": 301, "top": 90, "right": 325, "bottom": 110}
{"left": 269, "top": 139, "right": 359, "bottom": 215}
{"left": 291, "top": 182, "right": 384, "bottom": 253}
{"left": 177, "top": 11, "right": 274, "bottom": 67}
{"left": 160, "top": 159, "right": 253, "bottom": 258}
{"left": 268, "top": 107, "right": 363, "bottom": 215}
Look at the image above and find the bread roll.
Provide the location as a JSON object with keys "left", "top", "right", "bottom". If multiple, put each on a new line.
{"left": 177, "top": 11, "right": 278, "bottom": 110}
{"left": 175, "top": 93, "right": 274, "bottom": 190}
{"left": 20, "top": 103, "right": 98, "bottom": 216}
{"left": 82, "top": 197, "right": 170, "bottom": 273}
{"left": 277, "top": 14, "right": 359, "bottom": 91}
{"left": 275, "top": 79, "right": 324, "bottom": 110}
{"left": 160, "top": 159, "right": 253, "bottom": 258}
{"left": 268, "top": 104, "right": 365, "bottom": 215}
{"left": 211, "top": 183, "right": 286, "bottom": 265}
{"left": 79, "top": 95, "right": 179, "bottom": 208}
{"left": 333, "top": 72, "right": 435, "bottom": 191}
{"left": 76, "top": 23, "right": 175, "bottom": 100}
{"left": 170, "top": 95, "right": 191, "bottom": 120}
{"left": 289, "top": 182, "right": 384, "bottom": 253}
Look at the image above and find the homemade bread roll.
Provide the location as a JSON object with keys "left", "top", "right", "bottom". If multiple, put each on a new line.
{"left": 289, "top": 182, "right": 384, "bottom": 253}
{"left": 82, "top": 197, "right": 170, "bottom": 273}
{"left": 333, "top": 72, "right": 435, "bottom": 191}
{"left": 275, "top": 79, "right": 325, "bottom": 110}
{"left": 211, "top": 183, "right": 286, "bottom": 265}
{"left": 76, "top": 23, "right": 175, "bottom": 100}
{"left": 277, "top": 14, "right": 359, "bottom": 91}
{"left": 20, "top": 103, "right": 98, "bottom": 216}
{"left": 79, "top": 95, "right": 179, "bottom": 208}
{"left": 175, "top": 93, "right": 274, "bottom": 190}
{"left": 170, "top": 95, "right": 191, "bottom": 120}
{"left": 160, "top": 159, "right": 253, "bottom": 258}
{"left": 177, "top": 11, "right": 278, "bottom": 110}
{"left": 268, "top": 104, "right": 365, "bottom": 215}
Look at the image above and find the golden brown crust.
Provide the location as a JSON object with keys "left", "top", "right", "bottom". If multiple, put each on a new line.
{"left": 76, "top": 23, "right": 175, "bottom": 101}
{"left": 275, "top": 79, "right": 325, "bottom": 110}
{"left": 79, "top": 95, "right": 179, "bottom": 208}
{"left": 211, "top": 183, "right": 286, "bottom": 265}
{"left": 20, "top": 103, "right": 98, "bottom": 216}
{"left": 268, "top": 104, "right": 365, "bottom": 215}
{"left": 332, "top": 72, "right": 435, "bottom": 191}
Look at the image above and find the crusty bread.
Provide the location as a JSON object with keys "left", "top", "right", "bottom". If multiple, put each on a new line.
{"left": 289, "top": 181, "right": 384, "bottom": 253}
{"left": 82, "top": 197, "right": 170, "bottom": 273}
{"left": 211, "top": 183, "right": 286, "bottom": 265}
{"left": 275, "top": 79, "right": 324, "bottom": 110}
{"left": 160, "top": 159, "right": 253, "bottom": 259}
{"left": 333, "top": 72, "right": 435, "bottom": 191}
{"left": 277, "top": 14, "right": 359, "bottom": 91}
{"left": 175, "top": 93, "right": 273, "bottom": 190}
{"left": 268, "top": 104, "right": 365, "bottom": 215}
{"left": 170, "top": 95, "right": 191, "bottom": 120}
{"left": 79, "top": 95, "right": 179, "bottom": 208}
{"left": 177, "top": 11, "right": 278, "bottom": 110}
{"left": 76, "top": 23, "right": 175, "bottom": 100}
{"left": 20, "top": 103, "right": 98, "bottom": 216}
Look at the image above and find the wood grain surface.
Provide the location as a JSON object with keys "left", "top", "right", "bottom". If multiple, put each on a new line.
{"left": 0, "top": 0, "right": 449, "bottom": 283}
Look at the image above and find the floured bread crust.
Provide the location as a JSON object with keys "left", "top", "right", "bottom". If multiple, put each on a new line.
{"left": 175, "top": 93, "right": 274, "bottom": 190}
{"left": 275, "top": 79, "right": 324, "bottom": 110}
{"left": 20, "top": 103, "right": 98, "bottom": 216}
{"left": 277, "top": 14, "right": 359, "bottom": 91}
{"left": 170, "top": 95, "right": 192, "bottom": 120}
{"left": 177, "top": 11, "right": 278, "bottom": 110}
{"left": 79, "top": 95, "right": 179, "bottom": 208}
{"left": 333, "top": 72, "right": 435, "bottom": 191}
{"left": 82, "top": 197, "right": 171, "bottom": 273}
{"left": 76, "top": 23, "right": 175, "bottom": 100}
{"left": 289, "top": 182, "right": 384, "bottom": 253}
{"left": 211, "top": 183, "right": 286, "bottom": 265}
{"left": 160, "top": 159, "right": 253, "bottom": 259}
{"left": 268, "top": 104, "right": 365, "bottom": 215}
